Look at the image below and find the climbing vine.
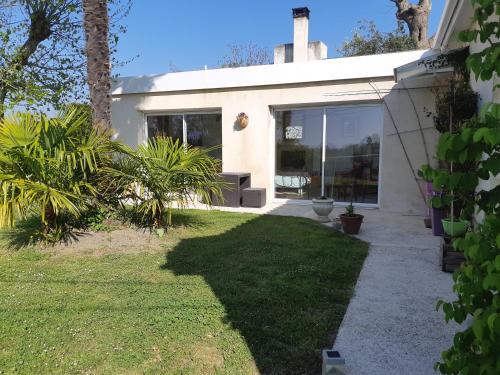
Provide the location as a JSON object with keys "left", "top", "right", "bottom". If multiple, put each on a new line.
{"left": 422, "top": 1, "right": 500, "bottom": 374}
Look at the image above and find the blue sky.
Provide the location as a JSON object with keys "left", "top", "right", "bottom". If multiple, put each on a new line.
{"left": 114, "top": 0, "right": 446, "bottom": 77}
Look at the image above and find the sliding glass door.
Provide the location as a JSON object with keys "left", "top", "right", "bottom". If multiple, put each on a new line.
{"left": 146, "top": 113, "right": 222, "bottom": 159}
{"left": 324, "top": 106, "right": 381, "bottom": 204}
{"left": 275, "top": 109, "right": 323, "bottom": 199}
{"left": 275, "top": 105, "right": 382, "bottom": 204}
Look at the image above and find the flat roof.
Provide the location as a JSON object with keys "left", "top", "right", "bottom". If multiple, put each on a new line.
{"left": 112, "top": 49, "right": 434, "bottom": 96}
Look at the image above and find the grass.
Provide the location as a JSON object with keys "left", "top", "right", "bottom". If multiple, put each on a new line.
{"left": 0, "top": 210, "right": 368, "bottom": 374}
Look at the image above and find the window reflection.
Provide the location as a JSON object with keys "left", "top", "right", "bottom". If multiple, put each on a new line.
{"left": 147, "top": 115, "right": 183, "bottom": 143}
{"left": 325, "top": 106, "right": 382, "bottom": 204}
{"left": 275, "top": 106, "right": 382, "bottom": 203}
{"left": 275, "top": 109, "right": 323, "bottom": 199}
{"left": 146, "top": 113, "right": 222, "bottom": 159}
{"left": 185, "top": 114, "right": 222, "bottom": 159}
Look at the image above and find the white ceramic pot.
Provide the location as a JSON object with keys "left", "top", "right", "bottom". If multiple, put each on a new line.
{"left": 312, "top": 198, "right": 334, "bottom": 222}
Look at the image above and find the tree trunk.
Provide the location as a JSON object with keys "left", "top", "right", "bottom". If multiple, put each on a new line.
{"left": 391, "top": 0, "right": 432, "bottom": 48}
{"left": 0, "top": 84, "right": 7, "bottom": 120}
{"left": 83, "top": 0, "right": 112, "bottom": 130}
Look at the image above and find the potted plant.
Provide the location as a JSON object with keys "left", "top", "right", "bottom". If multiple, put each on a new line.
{"left": 441, "top": 218, "right": 470, "bottom": 237}
{"left": 311, "top": 196, "right": 334, "bottom": 222}
{"left": 339, "top": 204, "right": 364, "bottom": 234}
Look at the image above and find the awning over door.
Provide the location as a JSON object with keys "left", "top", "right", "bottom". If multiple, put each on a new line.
{"left": 394, "top": 48, "right": 468, "bottom": 82}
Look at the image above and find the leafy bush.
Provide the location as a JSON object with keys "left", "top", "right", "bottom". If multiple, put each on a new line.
{"left": 430, "top": 83, "right": 478, "bottom": 134}
{"left": 424, "top": 49, "right": 478, "bottom": 134}
{"left": 71, "top": 206, "right": 120, "bottom": 232}
{"left": 0, "top": 108, "right": 117, "bottom": 241}
{"left": 103, "top": 137, "right": 225, "bottom": 229}
{"left": 427, "top": 1, "right": 500, "bottom": 373}
{"left": 338, "top": 20, "right": 416, "bottom": 57}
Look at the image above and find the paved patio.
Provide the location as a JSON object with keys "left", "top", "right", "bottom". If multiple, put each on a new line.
{"left": 201, "top": 202, "right": 459, "bottom": 374}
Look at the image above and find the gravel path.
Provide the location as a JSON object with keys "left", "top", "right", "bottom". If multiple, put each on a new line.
{"left": 332, "top": 211, "right": 460, "bottom": 375}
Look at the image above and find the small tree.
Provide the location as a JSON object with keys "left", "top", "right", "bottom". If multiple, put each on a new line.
{"left": 103, "top": 137, "right": 225, "bottom": 230}
{"left": 0, "top": 108, "right": 117, "bottom": 240}
{"left": 0, "top": 0, "right": 130, "bottom": 119}
{"left": 339, "top": 20, "right": 416, "bottom": 57}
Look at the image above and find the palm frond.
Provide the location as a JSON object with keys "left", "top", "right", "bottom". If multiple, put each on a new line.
{"left": 104, "top": 136, "right": 225, "bottom": 228}
{"left": 0, "top": 108, "right": 121, "bottom": 233}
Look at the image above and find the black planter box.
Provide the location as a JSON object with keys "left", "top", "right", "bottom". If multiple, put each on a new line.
{"left": 218, "top": 173, "right": 251, "bottom": 207}
{"left": 242, "top": 188, "right": 266, "bottom": 208}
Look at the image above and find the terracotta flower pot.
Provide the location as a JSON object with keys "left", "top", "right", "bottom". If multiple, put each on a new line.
{"left": 340, "top": 214, "right": 364, "bottom": 235}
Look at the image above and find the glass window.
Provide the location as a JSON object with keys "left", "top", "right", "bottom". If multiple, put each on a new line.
{"left": 324, "top": 106, "right": 381, "bottom": 204}
{"left": 147, "top": 115, "right": 183, "bottom": 144}
{"left": 146, "top": 113, "right": 222, "bottom": 159}
{"left": 274, "top": 105, "right": 382, "bottom": 204}
{"left": 185, "top": 114, "right": 222, "bottom": 159}
{"left": 275, "top": 109, "right": 323, "bottom": 200}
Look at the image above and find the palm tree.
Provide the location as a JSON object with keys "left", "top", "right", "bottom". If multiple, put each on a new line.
{"left": 0, "top": 108, "right": 116, "bottom": 236}
{"left": 104, "top": 137, "right": 225, "bottom": 229}
{"left": 83, "top": 0, "right": 111, "bottom": 129}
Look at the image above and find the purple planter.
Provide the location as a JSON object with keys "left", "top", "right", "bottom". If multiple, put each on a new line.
{"left": 431, "top": 207, "right": 444, "bottom": 236}
{"left": 427, "top": 183, "right": 445, "bottom": 236}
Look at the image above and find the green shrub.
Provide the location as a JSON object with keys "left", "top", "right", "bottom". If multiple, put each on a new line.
{"left": 430, "top": 1, "right": 500, "bottom": 373}
{"left": 71, "top": 206, "right": 120, "bottom": 232}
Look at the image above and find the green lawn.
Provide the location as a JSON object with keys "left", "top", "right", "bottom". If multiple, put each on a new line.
{"left": 0, "top": 210, "right": 368, "bottom": 375}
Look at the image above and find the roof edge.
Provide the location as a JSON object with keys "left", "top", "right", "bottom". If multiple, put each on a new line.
{"left": 112, "top": 50, "right": 433, "bottom": 96}
{"left": 433, "top": 0, "right": 471, "bottom": 51}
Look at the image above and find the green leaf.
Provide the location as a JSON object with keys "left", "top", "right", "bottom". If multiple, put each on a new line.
{"left": 459, "top": 29, "right": 479, "bottom": 42}
{"left": 461, "top": 127, "right": 473, "bottom": 143}
{"left": 485, "top": 129, "right": 500, "bottom": 146}
{"left": 483, "top": 273, "right": 500, "bottom": 289}
{"left": 459, "top": 149, "right": 468, "bottom": 163}
{"left": 478, "top": 168, "right": 490, "bottom": 180}
{"left": 487, "top": 314, "right": 500, "bottom": 335}
{"left": 483, "top": 157, "right": 500, "bottom": 175}
{"left": 472, "top": 317, "right": 484, "bottom": 340}
{"left": 449, "top": 173, "right": 462, "bottom": 189}
{"left": 461, "top": 174, "right": 479, "bottom": 191}
{"left": 473, "top": 127, "right": 489, "bottom": 143}
{"left": 466, "top": 54, "right": 482, "bottom": 75}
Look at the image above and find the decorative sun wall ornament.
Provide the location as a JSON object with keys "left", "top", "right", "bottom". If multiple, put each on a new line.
{"left": 235, "top": 112, "right": 249, "bottom": 129}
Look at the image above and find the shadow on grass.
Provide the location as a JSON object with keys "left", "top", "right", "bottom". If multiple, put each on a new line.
{"left": 0, "top": 216, "right": 43, "bottom": 250}
{"left": 118, "top": 207, "right": 209, "bottom": 231}
{"left": 169, "top": 209, "right": 211, "bottom": 229}
{"left": 0, "top": 215, "right": 90, "bottom": 250}
{"left": 163, "top": 214, "right": 368, "bottom": 374}
{"left": 0, "top": 208, "right": 207, "bottom": 251}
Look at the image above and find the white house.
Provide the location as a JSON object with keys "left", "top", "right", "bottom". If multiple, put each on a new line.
{"left": 111, "top": 3, "right": 490, "bottom": 214}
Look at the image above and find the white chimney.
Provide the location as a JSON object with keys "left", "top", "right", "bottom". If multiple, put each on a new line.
{"left": 292, "top": 7, "right": 309, "bottom": 63}
{"left": 273, "top": 7, "right": 327, "bottom": 64}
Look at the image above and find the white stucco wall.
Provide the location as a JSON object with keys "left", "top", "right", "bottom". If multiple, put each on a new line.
{"left": 111, "top": 74, "right": 441, "bottom": 214}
